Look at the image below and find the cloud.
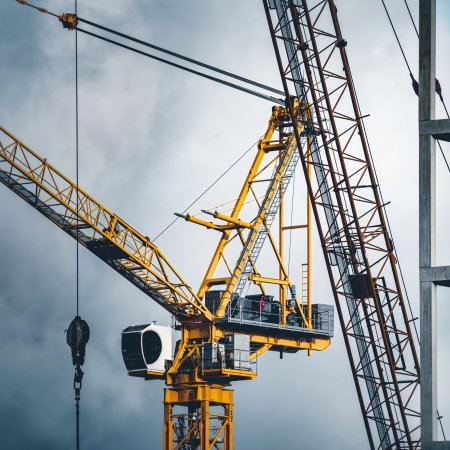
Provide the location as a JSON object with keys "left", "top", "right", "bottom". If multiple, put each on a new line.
{"left": 1, "top": 1, "right": 450, "bottom": 449}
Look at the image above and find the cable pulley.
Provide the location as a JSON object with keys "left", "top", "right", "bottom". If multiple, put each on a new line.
{"left": 67, "top": 315, "right": 90, "bottom": 367}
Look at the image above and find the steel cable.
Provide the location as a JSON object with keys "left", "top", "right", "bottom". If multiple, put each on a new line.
{"left": 380, "top": 0, "right": 450, "bottom": 176}
{"left": 379, "top": 0, "right": 448, "bottom": 439}
{"left": 78, "top": 17, "right": 285, "bottom": 97}
{"left": 153, "top": 136, "right": 262, "bottom": 241}
{"left": 77, "top": 28, "right": 284, "bottom": 106}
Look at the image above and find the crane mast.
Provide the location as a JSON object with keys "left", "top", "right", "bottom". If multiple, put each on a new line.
{"left": 264, "top": 1, "right": 421, "bottom": 449}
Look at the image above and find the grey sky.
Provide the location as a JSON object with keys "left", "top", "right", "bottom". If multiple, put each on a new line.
{"left": 1, "top": 1, "right": 450, "bottom": 449}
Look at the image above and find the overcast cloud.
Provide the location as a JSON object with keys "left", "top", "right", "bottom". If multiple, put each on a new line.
{"left": 1, "top": 1, "right": 450, "bottom": 449}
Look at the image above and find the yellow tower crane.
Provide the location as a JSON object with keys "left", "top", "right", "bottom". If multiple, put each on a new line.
{"left": 0, "top": 102, "right": 332, "bottom": 449}
{"left": 7, "top": 0, "right": 423, "bottom": 448}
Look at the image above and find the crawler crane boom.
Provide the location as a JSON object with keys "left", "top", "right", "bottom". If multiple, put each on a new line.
{"left": 264, "top": 1, "right": 421, "bottom": 449}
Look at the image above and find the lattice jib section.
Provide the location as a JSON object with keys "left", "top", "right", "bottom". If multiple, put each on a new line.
{"left": 0, "top": 126, "right": 211, "bottom": 321}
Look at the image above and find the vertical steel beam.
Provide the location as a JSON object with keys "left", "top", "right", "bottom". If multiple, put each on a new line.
{"left": 419, "top": 0, "right": 438, "bottom": 445}
{"left": 201, "top": 400, "right": 210, "bottom": 450}
{"left": 224, "top": 404, "right": 233, "bottom": 450}
{"left": 164, "top": 402, "right": 173, "bottom": 449}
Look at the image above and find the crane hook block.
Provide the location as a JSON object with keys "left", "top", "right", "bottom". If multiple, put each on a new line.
{"left": 59, "top": 13, "right": 78, "bottom": 30}
{"left": 66, "top": 316, "right": 90, "bottom": 366}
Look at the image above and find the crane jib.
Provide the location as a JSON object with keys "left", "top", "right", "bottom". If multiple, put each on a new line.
{"left": 0, "top": 126, "right": 213, "bottom": 323}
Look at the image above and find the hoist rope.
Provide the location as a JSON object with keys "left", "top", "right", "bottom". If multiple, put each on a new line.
{"left": 75, "top": 0, "right": 79, "bottom": 318}
{"left": 75, "top": 1, "right": 81, "bottom": 445}
{"left": 153, "top": 136, "right": 262, "bottom": 241}
{"left": 71, "top": 3, "right": 91, "bottom": 450}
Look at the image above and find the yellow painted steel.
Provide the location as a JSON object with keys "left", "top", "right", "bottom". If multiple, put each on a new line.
{"left": 0, "top": 110, "right": 331, "bottom": 450}
{"left": 0, "top": 126, "right": 212, "bottom": 322}
{"left": 203, "top": 211, "right": 253, "bottom": 229}
{"left": 279, "top": 173, "right": 286, "bottom": 322}
{"left": 307, "top": 139, "right": 313, "bottom": 341}
{"left": 164, "top": 386, "right": 233, "bottom": 450}
{"left": 5, "top": 6, "right": 334, "bottom": 450}
{"left": 190, "top": 105, "right": 310, "bottom": 324}
{"left": 214, "top": 131, "right": 299, "bottom": 318}
{"left": 248, "top": 274, "right": 290, "bottom": 285}
{"left": 196, "top": 107, "right": 284, "bottom": 300}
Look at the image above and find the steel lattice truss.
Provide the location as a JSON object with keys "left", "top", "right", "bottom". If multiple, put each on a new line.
{"left": 0, "top": 126, "right": 212, "bottom": 322}
{"left": 264, "top": 0, "right": 421, "bottom": 448}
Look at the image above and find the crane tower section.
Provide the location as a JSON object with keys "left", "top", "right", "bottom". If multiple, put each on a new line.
{"left": 264, "top": 1, "right": 421, "bottom": 449}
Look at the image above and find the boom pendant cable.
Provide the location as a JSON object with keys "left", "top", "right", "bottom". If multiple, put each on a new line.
{"left": 77, "top": 16, "right": 285, "bottom": 97}
{"left": 75, "top": 27, "right": 284, "bottom": 105}
{"left": 15, "top": 0, "right": 285, "bottom": 105}
{"left": 66, "top": 2, "right": 90, "bottom": 450}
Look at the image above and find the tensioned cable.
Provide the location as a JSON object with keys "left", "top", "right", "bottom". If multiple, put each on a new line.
{"left": 403, "top": 0, "right": 419, "bottom": 38}
{"left": 401, "top": 0, "right": 450, "bottom": 188}
{"left": 75, "top": 2, "right": 81, "bottom": 447}
{"left": 75, "top": 1, "right": 79, "bottom": 318}
{"left": 380, "top": 0, "right": 450, "bottom": 175}
{"left": 402, "top": 0, "right": 450, "bottom": 120}
{"left": 77, "top": 28, "right": 284, "bottom": 106}
{"left": 153, "top": 136, "right": 262, "bottom": 241}
{"left": 362, "top": 3, "right": 448, "bottom": 438}
{"left": 380, "top": 0, "right": 414, "bottom": 75}
{"left": 404, "top": 0, "right": 450, "bottom": 434}
{"left": 78, "top": 17, "right": 285, "bottom": 97}
{"left": 16, "top": 1, "right": 286, "bottom": 104}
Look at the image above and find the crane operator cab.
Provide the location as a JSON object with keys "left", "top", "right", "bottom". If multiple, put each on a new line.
{"left": 121, "top": 323, "right": 172, "bottom": 379}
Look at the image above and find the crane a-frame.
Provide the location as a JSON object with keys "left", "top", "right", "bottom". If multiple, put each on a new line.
{"left": 3, "top": 0, "right": 423, "bottom": 449}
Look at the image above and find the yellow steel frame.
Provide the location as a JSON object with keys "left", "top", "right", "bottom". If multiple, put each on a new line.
{"left": 164, "top": 386, "right": 233, "bottom": 450}
{"left": 3, "top": 6, "right": 333, "bottom": 450}
{"left": 0, "top": 110, "right": 330, "bottom": 450}
{"left": 0, "top": 126, "right": 211, "bottom": 322}
{"left": 185, "top": 104, "right": 312, "bottom": 327}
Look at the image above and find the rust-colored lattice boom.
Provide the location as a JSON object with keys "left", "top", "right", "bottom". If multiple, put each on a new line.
{"left": 264, "top": 1, "right": 421, "bottom": 448}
